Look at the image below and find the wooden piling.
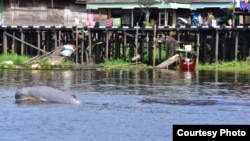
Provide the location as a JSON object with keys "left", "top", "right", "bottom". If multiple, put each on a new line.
{"left": 3, "top": 30, "right": 7, "bottom": 54}
{"left": 235, "top": 31, "right": 239, "bottom": 61}
{"left": 215, "top": 29, "right": 219, "bottom": 62}
{"left": 196, "top": 31, "right": 200, "bottom": 65}
{"left": 0, "top": 25, "right": 249, "bottom": 66}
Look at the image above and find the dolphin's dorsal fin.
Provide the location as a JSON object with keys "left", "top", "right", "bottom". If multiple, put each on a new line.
{"left": 71, "top": 95, "right": 77, "bottom": 99}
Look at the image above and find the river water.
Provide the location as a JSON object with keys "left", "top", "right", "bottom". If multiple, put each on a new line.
{"left": 0, "top": 69, "right": 250, "bottom": 141}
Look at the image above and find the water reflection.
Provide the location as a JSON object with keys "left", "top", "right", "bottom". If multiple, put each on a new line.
{"left": 0, "top": 69, "right": 249, "bottom": 100}
{"left": 0, "top": 69, "right": 250, "bottom": 141}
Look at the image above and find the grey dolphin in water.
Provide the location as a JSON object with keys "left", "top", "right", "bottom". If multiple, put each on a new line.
{"left": 141, "top": 98, "right": 217, "bottom": 106}
{"left": 15, "top": 86, "right": 80, "bottom": 104}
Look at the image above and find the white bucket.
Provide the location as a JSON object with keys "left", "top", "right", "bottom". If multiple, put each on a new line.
{"left": 184, "top": 45, "right": 192, "bottom": 52}
{"left": 185, "top": 58, "right": 190, "bottom": 62}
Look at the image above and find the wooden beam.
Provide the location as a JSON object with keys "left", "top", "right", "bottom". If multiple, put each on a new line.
{"left": 4, "top": 31, "right": 48, "bottom": 54}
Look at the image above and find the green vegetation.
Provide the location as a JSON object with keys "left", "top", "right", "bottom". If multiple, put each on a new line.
{"left": 0, "top": 53, "right": 74, "bottom": 69}
{"left": 0, "top": 54, "right": 249, "bottom": 72}
{"left": 197, "top": 61, "right": 250, "bottom": 72}
{"left": 0, "top": 53, "right": 29, "bottom": 65}
{"left": 0, "top": 53, "right": 30, "bottom": 68}
{"left": 102, "top": 59, "right": 153, "bottom": 70}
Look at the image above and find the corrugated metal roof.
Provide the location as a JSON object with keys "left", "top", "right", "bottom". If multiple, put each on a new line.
{"left": 190, "top": 2, "right": 233, "bottom": 10}
{"left": 87, "top": 3, "right": 140, "bottom": 9}
{"left": 87, "top": 0, "right": 233, "bottom": 4}
{"left": 86, "top": 2, "right": 191, "bottom": 9}
{"left": 86, "top": 1, "right": 234, "bottom": 9}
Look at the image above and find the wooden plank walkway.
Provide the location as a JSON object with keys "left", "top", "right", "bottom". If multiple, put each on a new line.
{"left": 22, "top": 46, "right": 71, "bottom": 65}
{"left": 47, "top": 46, "right": 65, "bottom": 65}
{"left": 155, "top": 54, "right": 179, "bottom": 69}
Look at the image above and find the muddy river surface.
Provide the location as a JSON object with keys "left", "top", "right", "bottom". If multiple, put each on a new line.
{"left": 0, "top": 69, "right": 250, "bottom": 141}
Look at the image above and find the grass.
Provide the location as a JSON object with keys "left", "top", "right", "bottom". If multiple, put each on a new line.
{"left": 0, "top": 53, "right": 249, "bottom": 72}
{"left": 0, "top": 53, "right": 74, "bottom": 69}
{"left": 102, "top": 59, "right": 153, "bottom": 70}
{"left": 0, "top": 53, "right": 30, "bottom": 65}
{"left": 0, "top": 53, "right": 30, "bottom": 68}
{"left": 197, "top": 61, "right": 250, "bottom": 72}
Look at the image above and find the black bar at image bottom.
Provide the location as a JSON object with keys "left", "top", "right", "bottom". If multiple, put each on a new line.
{"left": 173, "top": 125, "right": 250, "bottom": 141}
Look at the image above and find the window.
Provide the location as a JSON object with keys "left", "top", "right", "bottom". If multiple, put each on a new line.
{"left": 112, "top": 9, "right": 131, "bottom": 26}
{"left": 245, "top": 15, "right": 250, "bottom": 25}
{"left": 159, "top": 13, "right": 166, "bottom": 26}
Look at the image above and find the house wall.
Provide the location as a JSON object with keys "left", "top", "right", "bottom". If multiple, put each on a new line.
{"left": 2, "top": 0, "right": 87, "bottom": 26}
{"left": 0, "top": 0, "right": 3, "bottom": 23}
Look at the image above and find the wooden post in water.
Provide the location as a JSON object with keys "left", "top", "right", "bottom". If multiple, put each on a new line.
{"left": 123, "top": 29, "right": 127, "bottom": 61}
{"left": 3, "top": 30, "right": 7, "bottom": 54}
{"left": 105, "top": 29, "right": 109, "bottom": 60}
{"left": 42, "top": 31, "right": 46, "bottom": 53}
{"left": 79, "top": 30, "right": 83, "bottom": 64}
{"left": 153, "top": 24, "right": 156, "bottom": 67}
{"left": 88, "top": 28, "right": 92, "bottom": 62}
{"left": 177, "top": 30, "right": 180, "bottom": 41}
{"left": 196, "top": 31, "right": 200, "bottom": 65}
{"left": 75, "top": 27, "right": 79, "bottom": 63}
{"left": 222, "top": 31, "right": 226, "bottom": 60}
{"left": 11, "top": 32, "right": 15, "bottom": 53}
{"left": 135, "top": 22, "right": 139, "bottom": 64}
{"left": 215, "top": 29, "right": 219, "bottom": 62}
{"left": 203, "top": 32, "right": 207, "bottom": 63}
{"left": 58, "top": 30, "right": 61, "bottom": 47}
{"left": 37, "top": 30, "right": 41, "bottom": 55}
{"left": 54, "top": 30, "right": 57, "bottom": 49}
{"left": 21, "top": 30, "right": 24, "bottom": 55}
{"left": 235, "top": 31, "right": 239, "bottom": 61}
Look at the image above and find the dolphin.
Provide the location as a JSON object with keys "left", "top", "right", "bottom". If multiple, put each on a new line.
{"left": 15, "top": 86, "right": 80, "bottom": 104}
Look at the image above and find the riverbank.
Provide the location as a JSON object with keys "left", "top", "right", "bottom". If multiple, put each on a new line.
{"left": 0, "top": 54, "right": 250, "bottom": 72}
{"left": 196, "top": 60, "right": 250, "bottom": 72}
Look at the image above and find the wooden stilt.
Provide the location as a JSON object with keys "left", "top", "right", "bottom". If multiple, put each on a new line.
{"left": 21, "top": 30, "right": 24, "bottom": 55}
{"left": 105, "top": 29, "right": 109, "bottom": 60}
{"left": 235, "top": 31, "right": 239, "bottom": 61}
{"left": 153, "top": 25, "right": 156, "bottom": 67}
{"left": 58, "top": 30, "right": 61, "bottom": 47}
{"left": 42, "top": 31, "right": 45, "bottom": 52}
{"left": 54, "top": 30, "right": 57, "bottom": 48}
{"left": 11, "top": 32, "right": 15, "bottom": 53}
{"left": 81, "top": 34, "right": 84, "bottom": 64}
{"left": 3, "top": 30, "right": 7, "bottom": 54}
{"left": 88, "top": 28, "right": 92, "bottom": 62}
{"left": 215, "top": 29, "right": 219, "bottom": 62}
{"left": 135, "top": 23, "right": 139, "bottom": 64}
{"left": 75, "top": 27, "right": 78, "bottom": 63}
{"left": 123, "top": 29, "right": 127, "bottom": 61}
{"left": 37, "top": 30, "right": 41, "bottom": 55}
{"left": 196, "top": 31, "right": 200, "bottom": 65}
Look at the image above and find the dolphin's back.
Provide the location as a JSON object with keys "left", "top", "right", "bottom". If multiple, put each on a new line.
{"left": 16, "top": 86, "right": 80, "bottom": 104}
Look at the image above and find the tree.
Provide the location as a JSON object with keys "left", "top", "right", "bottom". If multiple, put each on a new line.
{"left": 137, "top": 0, "right": 162, "bottom": 26}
